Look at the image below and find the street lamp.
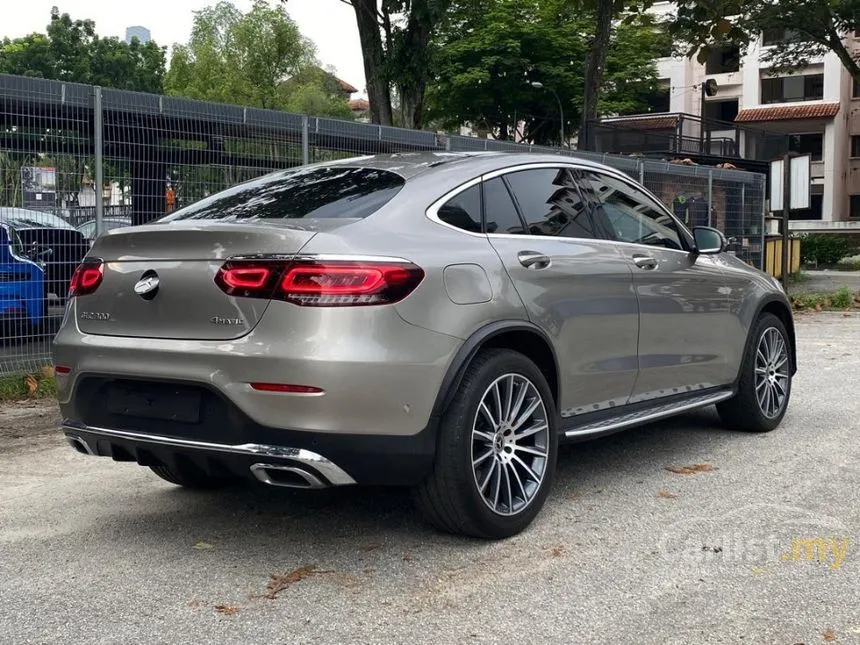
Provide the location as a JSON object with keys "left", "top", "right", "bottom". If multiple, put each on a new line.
{"left": 530, "top": 81, "right": 565, "bottom": 147}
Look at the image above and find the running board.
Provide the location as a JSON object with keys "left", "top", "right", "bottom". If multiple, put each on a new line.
{"left": 563, "top": 390, "right": 734, "bottom": 439}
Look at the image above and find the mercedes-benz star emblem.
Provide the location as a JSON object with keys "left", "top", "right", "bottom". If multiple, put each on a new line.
{"left": 134, "top": 274, "right": 160, "bottom": 299}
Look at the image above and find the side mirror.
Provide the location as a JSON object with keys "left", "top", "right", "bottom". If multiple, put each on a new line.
{"left": 692, "top": 226, "right": 726, "bottom": 255}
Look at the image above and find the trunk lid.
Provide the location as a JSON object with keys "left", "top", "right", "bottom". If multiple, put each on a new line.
{"left": 75, "top": 220, "right": 338, "bottom": 340}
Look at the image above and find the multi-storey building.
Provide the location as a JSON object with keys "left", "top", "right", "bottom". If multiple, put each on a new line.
{"left": 598, "top": 1, "right": 860, "bottom": 231}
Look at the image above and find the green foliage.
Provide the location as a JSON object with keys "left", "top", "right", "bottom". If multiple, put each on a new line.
{"left": 667, "top": 0, "right": 860, "bottom": 80}
{"left": 790, "top": 287, "right": 858, "bottom": 310}
{"left": 166, "top": 1, "right": 353, "bottom": 118}
{"left": 425, "top": 0, "right": 665, "bottom": 144}
{"left": 800, "top": 234, "right": 853, "bottom": 266}
{"left": 0, "top": 8, "right": 166, "bottom": 92}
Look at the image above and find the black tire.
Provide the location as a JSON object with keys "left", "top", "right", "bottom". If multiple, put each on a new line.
{"left": 414, "top": 348, "right": 559, "bottom": 539}
{"left": 717, "top": 312, "right": 792, "bottom": 432}
{"left": 149, "top": 463, "right": 236, "bottom": 489}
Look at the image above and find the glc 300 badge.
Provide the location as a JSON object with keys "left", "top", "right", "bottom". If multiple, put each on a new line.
{"left": 79, "top": 311, "right": 110, "bottom": 321}
{"left": 210, "top": 316, "right": 244, "bottom": 326}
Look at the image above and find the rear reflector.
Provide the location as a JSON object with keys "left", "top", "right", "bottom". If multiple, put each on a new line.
{"left": 250, "top": 382, "right": 324, "bottom": 394}
{"left": 215, "top": 258, "right": 424, "bottom": 307}
{"left": 69, "top": 260, "right": 104, "bottom": 297}
{"left": 54, "top": 365, "right": 72, "bottom": 374}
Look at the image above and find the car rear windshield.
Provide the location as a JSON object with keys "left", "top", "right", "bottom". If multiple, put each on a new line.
{"left": 159, "top": 166, "right": 405, "bottom": 222}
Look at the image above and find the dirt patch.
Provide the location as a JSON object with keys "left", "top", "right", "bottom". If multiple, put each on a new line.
{"left": 0, "top": 399, "right": 62, "bottom": 452}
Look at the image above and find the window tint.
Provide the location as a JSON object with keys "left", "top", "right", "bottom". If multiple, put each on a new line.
{"left": 437, "top": 184, "right": 482, "bottom": 233}
{"left": 159, "top": 166, "right": 405, "bottom": 222}
{"left": 483, "top": 178, "right": 524, "bottom": 234}
{"left": 504, "top": 168, "right": 597, "bottom": 239}
{"left": 579, "top": 171, "right": 684, "bottom": 251}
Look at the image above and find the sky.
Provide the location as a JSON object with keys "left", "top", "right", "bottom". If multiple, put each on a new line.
{"left": 0, "top": 0, "right": 367, "bottom": 96}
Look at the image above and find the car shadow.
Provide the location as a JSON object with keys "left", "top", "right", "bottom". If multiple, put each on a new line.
{"left": 75, "top": 406, "right": 753, "bottom": 559}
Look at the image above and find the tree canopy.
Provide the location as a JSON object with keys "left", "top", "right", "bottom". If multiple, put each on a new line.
{"left": 425, "top": 0, "right": 668, "bottom": 145}
{"left": 165, "top": 1, "right": 353, "bottom": 118}
{"left": 668, "top": 0, "right": 860, "bottom": 80}
{"left": 0, "top": 8, "right": 166, "bottom": 93}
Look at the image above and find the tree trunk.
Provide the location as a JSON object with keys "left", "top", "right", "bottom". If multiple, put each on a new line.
{"left": 351, "top": 0, "right": 393, "bottom": 126}
{"left": 581, "top": 0, "right": 615, "bottom": 149}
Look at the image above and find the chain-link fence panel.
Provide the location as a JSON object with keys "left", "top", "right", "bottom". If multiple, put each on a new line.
{"left": 0, "top": 72, "right": 766, "bottom": 376}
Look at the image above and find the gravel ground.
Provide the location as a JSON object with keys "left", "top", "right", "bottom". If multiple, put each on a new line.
{"left": 789, "top": 270, "right": 860, "bottom": 296}
{"left": 1, "top": 312, "right": 858, "bottom": 645}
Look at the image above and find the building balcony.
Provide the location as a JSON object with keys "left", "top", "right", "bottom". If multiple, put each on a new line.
{"left": 587, "top": 112, "right": 789, "bottom": 173}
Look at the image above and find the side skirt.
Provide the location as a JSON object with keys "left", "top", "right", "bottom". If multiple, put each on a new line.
{"left": 558, "top": 388, "right": 735, "bottom": 443}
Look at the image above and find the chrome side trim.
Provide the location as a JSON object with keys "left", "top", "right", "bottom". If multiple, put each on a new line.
{"left": 250, "top": 463, "right": 326, "bottom": 489}
{"left": 563, "top": 390, "right": 734, "bottom": 438}
{"left": 61, "top": 419, "right": 357, "bottom": 486}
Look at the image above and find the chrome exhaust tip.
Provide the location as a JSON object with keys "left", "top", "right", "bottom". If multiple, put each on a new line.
{"left": 65, "top": 434, "right": 95, "bottom": 456}
{"left": 250, "top": 463, "right": 327, "bottom": 489}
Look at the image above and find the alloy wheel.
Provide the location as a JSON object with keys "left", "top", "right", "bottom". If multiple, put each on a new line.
{"left": 754, "top": 326, "right": 790, "bottom": 419}
{"left": 470, "top": 373, "right": 550, "bottom": 516}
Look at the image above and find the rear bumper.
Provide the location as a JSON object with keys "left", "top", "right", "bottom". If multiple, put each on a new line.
{"left": 62, "top": 414, "right": 438, "bottom": 487}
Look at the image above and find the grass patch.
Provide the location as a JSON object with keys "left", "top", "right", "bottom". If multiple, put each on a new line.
{"left": 0, "top": 367, "right": 57, "bottom": 402}
{"left": 790, "top": 287, "right": 860, "bottom": 311}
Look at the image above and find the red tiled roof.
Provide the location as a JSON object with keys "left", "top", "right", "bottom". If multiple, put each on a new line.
{"left": 349, "top": 98, "right": 369, "bottom": 111}
{"left": 336, "top": 78, "right": 359, "bottom": 94}
{"left": 602, "top": 115, "right": 679, "bottom": 130}
{"left": 735, "top": 102, "right": 840, "bottom": 122}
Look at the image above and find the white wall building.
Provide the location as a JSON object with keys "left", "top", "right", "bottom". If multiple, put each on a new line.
{"left": 606, "top": 1, "right": 860, "bottom": 230}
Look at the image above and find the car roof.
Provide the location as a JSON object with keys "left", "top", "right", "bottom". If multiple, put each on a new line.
{"left": 321, "top": 151, "right": 624, "bottom": 180}
{"left": 0, "top": 207, "right": 76, "bottom": 230}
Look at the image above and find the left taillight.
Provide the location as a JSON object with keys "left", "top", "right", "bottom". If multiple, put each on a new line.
{"left": 69, "top": 259, "right": 104, "bottom": 297}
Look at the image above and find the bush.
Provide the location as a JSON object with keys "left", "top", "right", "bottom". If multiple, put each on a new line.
{"left": 837, "top": 254, "right": 860, "bottom": 271}
{"left": 800, "top": 234, "right": 852, "bottom": 266}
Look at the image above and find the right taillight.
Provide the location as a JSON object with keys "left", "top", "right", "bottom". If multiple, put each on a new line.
{"left": 69, "top": 259, "right": 104, "bottom": 297}
{"left": 214, "top": 258, "right": 424, "bottom": 306}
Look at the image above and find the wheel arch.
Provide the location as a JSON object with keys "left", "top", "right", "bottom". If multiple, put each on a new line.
{"left": 737, "top": 295, "right": 797, "bottom": 384}
{"left": 431, "top": 321, "right": 560, "bottom": 419}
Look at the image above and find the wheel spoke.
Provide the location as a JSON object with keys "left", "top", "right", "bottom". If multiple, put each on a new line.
{"left": 492, "top": 382, "right": 504, "bottom": 429}
{"left": 508, "top": 378, "right": 528, "bottom": 425}
{"left": 509, "top": 461, "right": 528, "bottom": 503}
{"left": 756, "top": 377, "right": 768, "bottom": 391}
{"left": 514, "top": 422, "right": 547, "bottom": 441}
{"left": 502, "top": 462, "right": 514, "bottom": 513}
{"left": 511, "top": 397, "right": 541, "bottom": 431}
{"left": 514, "top": 444, "right": 548, "bottom": 458}
{"left": 473, "top": 448, "right": 493, "bottom": 467}
{"left": 773, "top": 356, "right": 788, "bottom": 370}
{"left": 503, "top": 375, "right": 514, "bottom": 424}
{"left": 473, "top": 428, "right": 494, "bottom": 443}
{"left": 512, "top": 454, "right": 540, "bottom": 483}
{"left": 479, "top": 458, "right": 497, "bottom": 493}
{"left": 491, "top": 463, "right": 502, "bottom": 510}
{"left": 479, "top": 402, "right": 498, "bottom": 431}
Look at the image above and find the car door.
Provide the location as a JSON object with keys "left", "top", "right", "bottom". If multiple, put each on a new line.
{"left": 484, "top": 165, "right": 640, "bottom": 420}
{"left": 576, "top": 169, "right": 733, "bottom": 403}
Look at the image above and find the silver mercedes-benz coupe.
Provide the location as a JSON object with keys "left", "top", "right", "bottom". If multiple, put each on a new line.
{"left": 52, "top": 152, "right": 795, "bottom": 538}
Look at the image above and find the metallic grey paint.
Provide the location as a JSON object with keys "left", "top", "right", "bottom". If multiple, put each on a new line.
{"left": 53, "top": 152, "right": 793, "bottom": 462}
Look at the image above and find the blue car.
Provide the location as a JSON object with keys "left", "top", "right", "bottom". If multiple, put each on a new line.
{"left": 0, "top": 221, "right": 45, "bottom": 337}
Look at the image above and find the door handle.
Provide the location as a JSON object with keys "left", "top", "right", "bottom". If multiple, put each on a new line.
{"left": 632, "top": 254, "right": 658, "bottom": 270}
{"left": 518, "top": 251, "right": 551, "bottom": 269}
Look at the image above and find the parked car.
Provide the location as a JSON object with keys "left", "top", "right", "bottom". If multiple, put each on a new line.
{"left": 0, "top": 208, "right": 89, "bottom": 303}
{"left": 52, "top": 152, "right": 796, "bottom": 538}
{"left": 0, "top": 221, "right": 45, "bottom": 337}
{"left": 76, "top": 216, "right": 133, "bottom": 246}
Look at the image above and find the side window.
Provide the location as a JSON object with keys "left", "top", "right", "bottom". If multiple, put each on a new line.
{"left": 504, "top": 168, "right": 598, "bottom": 239}
{"left": 579, "top": 171, "right": 685, "bottom": 251}
{"left": 437, "top": 184, "right": 482, "bottom": 233}
{"left": 483, "top": 177, "right": 525, "bottom": 234}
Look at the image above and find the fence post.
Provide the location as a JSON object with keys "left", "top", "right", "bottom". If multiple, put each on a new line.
{"left": 93, "top": 86, "right": 104, "bottom": 236}
{"left": 707, "top": 168, "right": 713, "bottom": 228}
{"left": 301, "top": 116, "right": 310, "bottom": 165}
{"left": 639, "top": 160, "right": 645, "bottom": 185}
